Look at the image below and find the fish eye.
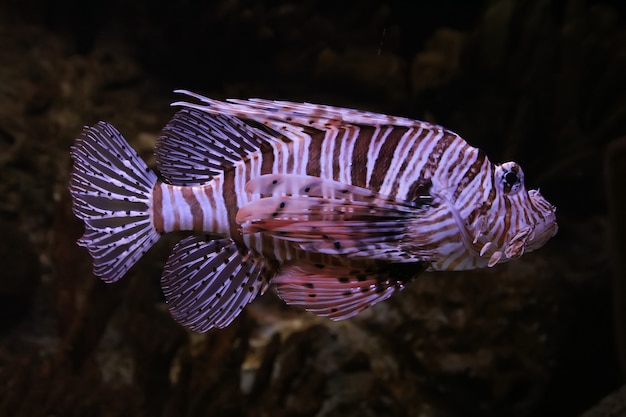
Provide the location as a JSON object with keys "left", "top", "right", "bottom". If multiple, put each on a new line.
{"left": 497, "top": 162, "right": 524, "bottom": 193}
{"left": 504, "top": 171, "right": 519, "bottom": 188}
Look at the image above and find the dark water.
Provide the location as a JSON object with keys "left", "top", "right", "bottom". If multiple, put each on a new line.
{"left": 0, "top": 1, "right": 624, "bottom": 416}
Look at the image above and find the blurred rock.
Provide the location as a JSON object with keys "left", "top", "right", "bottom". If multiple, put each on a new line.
{"left": 581, "top": 384, "right": 626, "bottom": 417}
{"left": 354, "top": 254, "right": 564, "bottom": 417}
{"left": 0, "top": 218, "right": 40, "bottom": 331}
{"left": 410, "top": 28, "right": 466, "bottom": 94}
{"left": 314, "top": 47, "right": 408, "bottom": 102}
{"left": 605, "top": 137, "right": 626, "bottom": 377}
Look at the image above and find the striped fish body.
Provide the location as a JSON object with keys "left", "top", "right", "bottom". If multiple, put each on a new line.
{"left": 70, "top": 92, "right": 557, "bottom": 332}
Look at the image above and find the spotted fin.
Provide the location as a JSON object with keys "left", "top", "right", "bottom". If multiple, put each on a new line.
{"left": 236, "top": 174, "right": 430, "bottom": 260}
{"left": 243, "top": 173, "right": 430, "bottom": 205}
{"left": 237, "top": 174, "right": 428, "bottom": 224}
{"left": 155, "top": 108, "right": 275, "bottom": 186}
{"left": 273, "top": 262, "right": 425, "bottom": 320}
{"left": 161, "top": 235, "right": 267, "bottom": 332}
{"left": 70, "top": 121, "right": 160, "bottom": 283}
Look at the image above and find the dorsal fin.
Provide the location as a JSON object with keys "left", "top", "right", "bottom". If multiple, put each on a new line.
{"left": 273, "top": 261, "right": 426, "bottom": 320}
{"left": 172, "top": 90, "right": 436, "bottom": 131}
{"left": 155, "top": 108, "right": 275, "bottom": 185}
{"left": 161, "top": 235, "right": 267, "bottom": 332}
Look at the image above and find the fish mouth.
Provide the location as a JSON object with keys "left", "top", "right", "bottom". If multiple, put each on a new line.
{"left": 524, "top": 213, "right": 558, "bottom": 253}
{"left": 474, "top": 232, "right": 529, "bottom": 267}
{"left": 480, "top": 187, "right": 558, "bottom": 266}
{"left": 525, "top": 189, "right": 558, "bottom": 253}
{"left": 478, "top": 210, "right": 557, "bottom": 267}
{"left": 432, "top": 188, "right": 557, "bottom": 268}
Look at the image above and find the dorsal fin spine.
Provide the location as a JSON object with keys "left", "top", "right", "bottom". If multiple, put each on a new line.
{"left": 155, "top": 108, "right": 283, "bottom": 186}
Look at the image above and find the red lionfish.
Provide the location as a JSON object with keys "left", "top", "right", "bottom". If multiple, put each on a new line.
{"left": 70, "top": 91, "right": 558, "bottom": 332}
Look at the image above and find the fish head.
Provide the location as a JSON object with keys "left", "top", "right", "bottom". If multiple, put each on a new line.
{"left": 487, "top": 161, "right": 557, "bottom": 262}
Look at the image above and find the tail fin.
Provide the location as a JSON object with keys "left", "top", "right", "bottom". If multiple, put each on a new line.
{"left": 69, "top": 122, "right": 160, "bottom": 283}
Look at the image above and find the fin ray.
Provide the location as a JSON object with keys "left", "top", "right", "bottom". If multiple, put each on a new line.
{"left": 161, "top": 236, "right": 266, "bottom": 332}
{"left": 172, "top": 90, "right": 431, "bottom": 130}
{"left": 273, "top": 262, "right": 424, "bottom": 320}
{"left": 155, "top": 108, "right": 277, "bottom": 185}
{"left": 243, "top": 173, "right": 430, "bottom": 205}
{"left": 236, "top": 174, "right": 431, "bottom": 260}
{"left": 70, "top": 121, "right": 160, "bottom": 283}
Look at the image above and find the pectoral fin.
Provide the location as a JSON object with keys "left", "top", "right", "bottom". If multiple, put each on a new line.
{"left": 236, "top": 174, "right": 431, "bottom": 261}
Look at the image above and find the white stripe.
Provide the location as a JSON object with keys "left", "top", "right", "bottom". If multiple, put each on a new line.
{"left": 234, "top": 162, "right": 248, "bottom": 209}
{"left": 394, "top": 129, "right": 439, "bottom": 198}
{"left": 160, "top": 184, "right": 175, "bottom": 231}
{"left": 366, "top": 126, "right": 392, "bottom": 188}
{"left": 320, "top": 128, "right": 336, "bottom": 180}
{"left": 338, "top": 127, "right": 359, "bottom": 185}
{"left": 378, "top": 128, "right": 417, "bottom": 195}
{"left": 210, "top": 175, "right": 230, "bottom": 235}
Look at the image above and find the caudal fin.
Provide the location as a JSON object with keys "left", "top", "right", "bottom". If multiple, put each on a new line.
{"left": 70, "top": 122, "right": 160, "bottom": 283}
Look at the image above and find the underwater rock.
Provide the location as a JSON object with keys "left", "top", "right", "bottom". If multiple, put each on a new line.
{"left": 580, "top": 384, "right": 626, "bottom": 417}
{"left": 360, "top": 255, "right": 563, "bottom": 417}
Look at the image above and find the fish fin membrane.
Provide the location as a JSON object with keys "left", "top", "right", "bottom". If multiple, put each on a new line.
{"left": 237, "top": 174, "right": 430, "bottom": 261}
{"left": 161, "top": 235, "right": 267, "bottom": 332}
{"left": 70, "top": 121, "right": 160, "bottom": 283}
{"left": 155, "top": 108, "right": 275, "bottom": 186}
{"left": 273, "top": 261, "right": 425, "bottom": 320}
{"left": 242, "top": 173, "right": 431, "bottom": 206}
{"left": 172, "top": 90, "right": 439, "bottom": 131}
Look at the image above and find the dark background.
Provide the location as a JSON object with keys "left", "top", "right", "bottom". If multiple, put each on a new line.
{"left": 0, "top": 0, "right": 624, "bottom": 416}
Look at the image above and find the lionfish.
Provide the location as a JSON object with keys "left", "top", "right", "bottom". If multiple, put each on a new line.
{"left": 69, "top": 91, "right": 557, "bottom": 332}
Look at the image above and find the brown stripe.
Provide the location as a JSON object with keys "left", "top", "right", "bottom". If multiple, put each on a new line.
{"left": 204, "top": 183, "right": 218, "bottom": 231}
{"left": 484, "top": 169, "right": 497, "bottom": 211}
{"left": 447, "top": 249, "right": 470, "bottom": 270}
{"left": 515, "top": 196, "right": 529, "bottom": 226}
{"left": 260, "top": 141, "right": 274, "bottom": 175}
{"left": 466, "top": 161, "right": 496, "bottom": 226}
{"left": 500, "top": 196, "right": 512, "bottom": 247}
{"left": 305, "top": 128, "right": 323, "bottom": 177}
{"left": 331, "top": 128, "right": 345, "bottom": 181}
{"left": 351, "top": 126, "right": 373, "bottom": 188}
{"left": 151, "top": 182, "right": 164, "bottom": 233}
{"left": 369, "top": 126, "right": 408, "bottom": 191}
{"left": 453, "top": 148, "right": 486, "bottom": 201}
{"left": 222, "top": 169, "right": 240, "bottom": 238}
{"left": 389, "top": 128, "right": 421, "bottom": 197}
{"left": 182, "top": 187, "right": 203, "bottom": 231}
{"left": 422, "top": 130, "right": 457, "bottom": 175}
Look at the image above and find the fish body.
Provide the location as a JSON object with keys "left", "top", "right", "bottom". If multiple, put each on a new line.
{"left": 70, "top": 91, "right": 557, "bottom": 332}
